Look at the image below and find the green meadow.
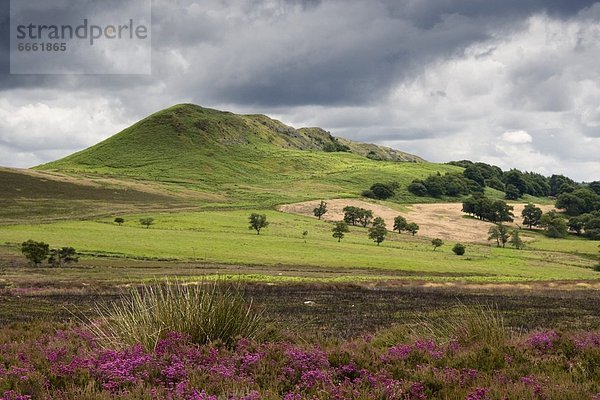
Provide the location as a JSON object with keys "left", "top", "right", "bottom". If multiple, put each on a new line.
{"left": 1, "top": 209, "right": 597, "bottom": 282}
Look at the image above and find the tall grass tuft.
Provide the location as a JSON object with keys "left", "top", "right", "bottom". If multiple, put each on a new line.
{"left": 88, "top": 279, "right": 264, "bottom": 350}
{"left": 410, "top": 302, "right": 507, "bottom": 346}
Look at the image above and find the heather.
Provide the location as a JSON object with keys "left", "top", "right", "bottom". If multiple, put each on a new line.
{"left": 1, "top": 323, "right": 599, "bottom": 399}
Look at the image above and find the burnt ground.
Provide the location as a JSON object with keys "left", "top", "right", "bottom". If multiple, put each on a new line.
{"left": 2, "top": 283, "right": 599, "bottom": 338}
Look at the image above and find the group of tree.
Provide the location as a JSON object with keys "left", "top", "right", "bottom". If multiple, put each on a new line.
{"left": 430, "top": 238, "right": 465, "bottom": 255}
{"left": 323, "top": 138, "right": 351, "bottom": 153}
{"left": 449, "top": 161, "right": 578, "bottom": 199}
{"left": 487, "top": 224, "right": 524, "bottom": 249}
{"left": 408, "top": 172, "right": 481, "bottom": 198}
{"left": 568, "top": 211, "right": 600, "bottom": 240}
{"left": 392, "top": 216, "right": 419, "bottom": 236}
{"left": 462, "top": 194, "right": 514, "bottom": 223}
{"left": 21, "top": 240, "right": 78, "bottom": 267}
{"left": 362, "top": 182, "right": 399, "bottom": 200}
{"left": 556, "top": 188, "right": 600, "bottom": 216}
{"left": 343, "top": 206, "right": 374, "bottom": 227}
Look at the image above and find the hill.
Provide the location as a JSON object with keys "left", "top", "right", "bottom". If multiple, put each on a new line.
{"left": 35, "top": 104, "right": 458, "bottom": 207}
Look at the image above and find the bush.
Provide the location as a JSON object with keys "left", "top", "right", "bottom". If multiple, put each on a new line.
{"left": 452, "top": 243, "right": 466, "bottom": 255}
{"left": 21, "top": 240, "right": 49, "bottom": 265}
{"left": 89, "top": 279, "right": 264, "bottom": 350}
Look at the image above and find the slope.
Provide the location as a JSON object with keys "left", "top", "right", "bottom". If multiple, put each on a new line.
{"left": 36, "top": 104, "right": 459, "bottom": 206}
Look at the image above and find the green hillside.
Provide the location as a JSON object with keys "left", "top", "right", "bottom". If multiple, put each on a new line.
{"left": 36, "top": 104, "right": 459, "bottom": 206}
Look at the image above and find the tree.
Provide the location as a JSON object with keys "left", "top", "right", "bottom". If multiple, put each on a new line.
{"left": 393, "top": 216, "right": 408, "bottom": 233}
{"left": 505, "top": 184, "right": 521, "bottom": 200}
{"left": 367, "top": 182, "right": 397, "bottom": 200}
{"left": 509, "top": 229, "right": 524, "bottom": 250}
{"left": 568, "top": 216, "right": 586, "bottom": 235}
{"left": 452, "top": 243, "right": 465, "bottom": 255}
{"left": 357, "top": 209, "right": 374, "bottom": 227}
{"left": 332, "top": 221, "right": 349, "bottom": 242}
{"left": 522, "top": 203, "right": 542, "bottom": 229}
{"left": 343, "top": 206, "right": 361, "bottom": 226}
{"left": 431, "top": 238, "right": 443, "bottom": 251}
{"left": 408, "top": 181, "right": 428, "bottom": 196}
{"left": 114, "top": 217, "right": 125, "bottom": 226}
{"left": 139, "top": 217, "right": 154, "bottom": 229}
{"left": 21, "top": 240, "right": 49, "bottom": 265}
{"left": 48, "top": 247, "right": 79, "bottom": 267}
{"left": 488, "top": 224, "right": 509, "bottom": 247}
{"left": 539, "top": 211, "right": 568, "bottom": 238}
{"left": 406, "top": 222, "right": 419, "bottom": 236}
{"left": 248, "top": 213, "right": 269, "bottom": 235}
{"left": 313, "top": 201, "right": 328, "bottom": 220}
{"left": 368, "top": 217, "right": 387, "bottom": 246}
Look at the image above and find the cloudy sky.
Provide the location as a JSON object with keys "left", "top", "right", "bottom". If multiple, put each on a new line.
{"left": 1, "top": 0, "right": 600, "bottom": 181}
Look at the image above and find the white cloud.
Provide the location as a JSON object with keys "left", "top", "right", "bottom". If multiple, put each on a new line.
{"left": 501, "top": 130, "right": 533, "bottom": 144}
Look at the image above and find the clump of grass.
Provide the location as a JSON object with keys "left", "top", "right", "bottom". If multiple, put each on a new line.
{"left": 88, "top": 279, "right": 264, "bottom": 350}
{"left": 409, "top": 302, "right": 508, "bottom": 346}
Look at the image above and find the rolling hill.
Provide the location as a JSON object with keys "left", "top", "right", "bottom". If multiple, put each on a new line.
{"left": 33, "top": 104, "right": 460, "bottom": 207}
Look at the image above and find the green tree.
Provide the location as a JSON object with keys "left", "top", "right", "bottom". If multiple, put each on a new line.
{"left": 48, "top": 247, "right": 79, "bottom": 267}
{"left": 452, "top": 243, "right": 465, "bottom": 255}
{"left": 357, "top": 209, "right": 374, "bottom": 227}
{"left": 393, "top": 216, "right": 408, "bottom": 233}
{"left": 368, "top": 217, "right": 387, "bottom": 246}
{"left": 488, "top": 224, "right": 510, "bottom": 247}
{"left": 367, "top": 182, "right": 397, "bottom": 200}
{"left": 343, "top": 206, "right": 361, "bottom": 226}
{"left": 408, "top": 181, "right": 428, "bottom": 196}
{"left": 114, "top": 217, "right": 125, "bottom": 226}
{"left": 504, "top": 184, "right": 521, "bottom": 200}
{"left": 313, "top": 201, "right": 328, "bottom": 220}
{"left": 522, "top": 203, "right": 542, "bottom": 229}
{"left": 21, "top": 240, "right": 49, "bottom": 265}
{"left": 568, "top": 216, "right": 586, "bottom": 235}
{"left": 139, "top": 217, "right": 154, "bottom": 229}
{"left": 406, "top": 222, "right": 419, "bottom": 236}
{"left": 331, "top": 221, "right": 349, "bottom": 242}
{"left": 248, "top": 213, "right": 269, "bottom": 235}
{"left": 431, "top": 238, "right": 443, "bottom": 251}
{"left": 509, "top": 229, "right": 524, "bottom": 250}
{"left": 539, "top": 211, "right": 568, "bottom": 238}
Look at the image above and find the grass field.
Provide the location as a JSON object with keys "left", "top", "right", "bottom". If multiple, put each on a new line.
{"left": 1, "top": 209, "right": 598, "bottom": 282}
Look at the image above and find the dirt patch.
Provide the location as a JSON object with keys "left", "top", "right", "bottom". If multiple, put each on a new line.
{"left": 278, "top": 199, "right": 554, "bottom": 244}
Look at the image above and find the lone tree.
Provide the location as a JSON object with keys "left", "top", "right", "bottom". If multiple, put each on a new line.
{"left": 393, "top": 215, "right": 408, "bottom": 233}
{"left": 406, "top": 222, "right": 419, "bottom": 236}
{"left": 313, "top": 201, "right": 328, "bottom": 220}
{"left": 114, "top": 217, "right": 125, "bottom": 226}
{"left": 431, "top": 238, "right": 443, "bottom": 251}
{"left": 248, "top": 213, "right": 269, "bottom": 235}
{"left": 488, "top": 224, "right": 510, "bottom": 247}
{"left": 139, "top": 217, "right": 154, "bottom": 229}
{"left": 521, "top": 204, "right": 542, "bottom": 229}
{"left": 368, "top": 217, "right": 387, "bottom": 246}
{"left": 509, "top": 229, "right": 525, "bottom": 250}
{"left": 21, "top": 240, "right": 50, "bottom": 265}
{"left": 452, "top": 243, "right": 466, "bottom": 255}
{"left": 48, "top": 247, "right": 79, "bottom": 267}
{"left": 331, "top": 221, "right": 350, "bottom": 242}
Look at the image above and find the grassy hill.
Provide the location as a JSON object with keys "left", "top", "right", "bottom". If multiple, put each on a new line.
{"left": 35, "top": 104, "right": 458, "bottom": 207}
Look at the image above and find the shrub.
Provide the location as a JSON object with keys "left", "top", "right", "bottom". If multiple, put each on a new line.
{"left": 452, "top": 243, "right": 466, "bottom": 255}
{"left": 89, "top": 279, "right": 264, "bottom": 350}
{"left": 21, "top": 240, "right": 49, "bottom": 265}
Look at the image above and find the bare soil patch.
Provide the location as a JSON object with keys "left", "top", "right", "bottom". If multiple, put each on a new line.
{"left": 279, "top": 199, "right": 554, "bottom": 244}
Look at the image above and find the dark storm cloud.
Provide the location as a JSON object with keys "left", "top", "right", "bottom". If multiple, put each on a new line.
{"left": 0, "top": 0, "right": 599, "bottom": 180}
